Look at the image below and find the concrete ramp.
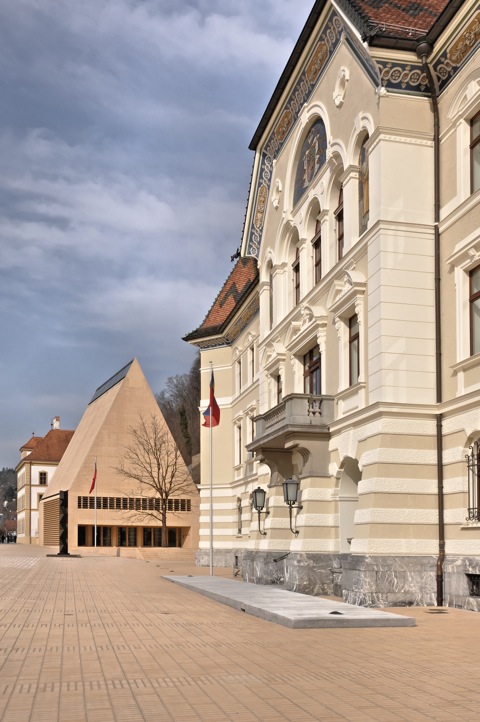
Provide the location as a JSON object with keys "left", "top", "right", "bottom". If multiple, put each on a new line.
{"left": 165, "top": 576, "right": 415, "bottom": 628}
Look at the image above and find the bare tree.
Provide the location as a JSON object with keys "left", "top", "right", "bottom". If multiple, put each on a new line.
{"left": 116, "top": 414, "right": 195, "bottom": 546}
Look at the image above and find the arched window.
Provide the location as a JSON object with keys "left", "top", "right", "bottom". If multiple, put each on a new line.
{"left": 293, "top": 118, "right": 327, "bottom": 206}
{"left": 359, "top": 136, "right": 369, "bottom": 234}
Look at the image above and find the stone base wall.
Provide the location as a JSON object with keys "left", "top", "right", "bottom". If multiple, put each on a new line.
{"left": 341, "top": 554, "right": 437, "bottom": 607}
{"left": 196, "top": 549, "right": 480, "bottom": 610}
{"left": 444, "top": 556, "right": 480, "bottom": 612}
{"left": 239, "top": 551, "right": 439, "bottom": 607}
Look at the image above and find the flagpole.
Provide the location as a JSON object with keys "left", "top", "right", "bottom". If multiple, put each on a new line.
{"left": 203, "top": 362, "right": 219, "bottom": 576}
{"left": 94, "top": 457, "right": 97, "bottom": 548}
{"left": 209, "top": 410, "right": 214, "bottom": 575}
{"left": 209, "top": 364, "right": 214, "bottom": 576}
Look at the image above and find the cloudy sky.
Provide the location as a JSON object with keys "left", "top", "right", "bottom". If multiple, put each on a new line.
{"left": 0, "top": 0, "right": 315, "bottom": 466}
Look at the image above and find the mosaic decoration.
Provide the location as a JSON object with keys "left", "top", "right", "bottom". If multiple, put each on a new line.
{"left": 243, "top": 3, "right": 480, "bottom": 260}
{"left": 433, "top": 9, "right": 480, "bottom": 93}
{"left": 293, "top": 118, "right": 327, "bottom": 207}
{"left": 375, "top": 61, "right": 429, "bottom": 94}
{"left": 376, "top": 8, "right": 480, "bottom": 95}
{"left": 245, "top": 8, "right": 344, "bottom": 259}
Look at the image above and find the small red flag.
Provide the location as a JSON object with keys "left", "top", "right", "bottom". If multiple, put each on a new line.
{"left": 203, "top": 370, "right": 220, "bottom": 427}
{"left": 89, "top": 461, "right": 97, "bottom": 494}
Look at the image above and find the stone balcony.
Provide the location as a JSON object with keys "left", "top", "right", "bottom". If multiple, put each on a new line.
{"left": 247, "top": 394, "right": 335, "bottom": 452}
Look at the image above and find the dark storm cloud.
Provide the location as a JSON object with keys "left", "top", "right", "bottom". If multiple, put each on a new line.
{"left": 0, "top": 0, "right": 314, "bottom": 464}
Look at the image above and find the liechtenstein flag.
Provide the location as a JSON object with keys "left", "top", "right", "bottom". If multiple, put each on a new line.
{"left": 89, "top": 460, "right": 97, "bottom": 494}
{"left": 203, "top": 370, "right": 220, "bottom": 427}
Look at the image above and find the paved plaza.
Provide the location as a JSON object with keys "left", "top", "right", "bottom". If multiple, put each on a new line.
{"left": 0, "top": 545, "right": 479, "bottom": 721}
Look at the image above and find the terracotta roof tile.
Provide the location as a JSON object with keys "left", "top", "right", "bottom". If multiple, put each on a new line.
{"left": 26, "top": 429, "right": 74, "bottom": 463}
{"left": 184, "top": 257, "right": 258, "bottom": 341}
{"left": 349, "top": 0, "right": 452, "bottom": 39}
{"left": 20, "top": 436, "right": 43, "bottom": 452}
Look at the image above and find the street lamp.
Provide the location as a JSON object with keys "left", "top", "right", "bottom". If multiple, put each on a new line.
{"left": 283, "top": 478, "right": 303, "bottom": 535}
{"left": 252, "top": 487, "right": 269, "bottom": 536}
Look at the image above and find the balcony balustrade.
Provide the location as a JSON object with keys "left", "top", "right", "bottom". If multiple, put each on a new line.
{"left": 247, "top": 393, "right": 334, "bottom": 451}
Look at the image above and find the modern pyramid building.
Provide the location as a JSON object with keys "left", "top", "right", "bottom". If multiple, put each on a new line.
{"left": 39, "top": 359, "right": 199, "bottom": 557}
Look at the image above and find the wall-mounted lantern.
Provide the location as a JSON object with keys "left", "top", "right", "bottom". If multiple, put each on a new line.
{"left": 252, "top": 487, "right": 269, "bottom": 536}
{"left": 283, "top": 478, "right": 303, "bottom": 535}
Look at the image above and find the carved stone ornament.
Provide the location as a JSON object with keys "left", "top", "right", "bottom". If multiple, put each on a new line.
{"left": 468, "top": 247, "right": 480, "bottom": 263}
{"left": 272, "top": 179, "right": 283, "bottom": 209}
{"left": 333, "top": 67, "right": 349, "bottom": 108}
{"left": 300, "top": 303, "right": 314, "bottom": 326}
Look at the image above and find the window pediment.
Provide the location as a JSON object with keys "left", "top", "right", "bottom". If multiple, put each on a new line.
{"left": 327, "top": 268, "right": 366, "bottom": 318}
{"left": 285, "top": 304, "right": 328, "bottom": 357}
{"left": 447, "top": 232, "right": 480, "bottom": 271}
{"left": 261, "top": 341, "right": 286, "bottom": 376}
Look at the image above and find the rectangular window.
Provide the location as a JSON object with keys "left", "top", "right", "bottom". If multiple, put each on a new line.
{"left": 250, "top": 345, "right": 255, "bottom": 381}
{"left": 313, "top": 218, "right": 322, "bottom": 284}
{"left": 276, "top": 374, "right": 283, "bottom": 405}
{"left": 39, "top": 471, "right": 48, "bottom": 485}
{"left": 236, "top": 423, "right": 243, "bottom": 465}
{"left": 293, "top": 248, "right": 300, "bottom": 305}
{"left": 471, "top": 110, "right": 480, "bottom": 194}
{"left": 303, "top": 345, "right": 321, "bottom": 395}
{"left": 246, "top": 414, "right": 255, "bottom": 459}
{"left": 467, "top": 440, "right": 480, "bottom": 522}
{"left": 336, "top": 188, "right": 344, "bottom": 260}
{"left": 269, "top": 270, "right": 274, "bottom": 329}
{"left": 128, "top": 527, "right": 137, "bottom": 546}
{"left": 349, "top": 314, "right": 360, "bottom": 385}
{"left": 236, "top": 358, "right": 242, "bottom": 392}
{"left": 470, "top": 266, "right": 480, "bottom": 355}
{"left": 313, "top": 236, "right": 322, "bottom": 284}
{"left": 96, "top": 526, "right": 112, "bottom": 547}
{"left": 143, "top": 528, "right": 152, "bottom": 547}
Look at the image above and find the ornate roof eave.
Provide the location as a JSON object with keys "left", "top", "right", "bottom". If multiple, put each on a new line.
{"left": 249, "top": 0, "right": 465, "bottom": 151}
{"left": 185, "top": 293, "right": 259, "bottom": 350}
{"left": 249, "top": 0, "right": 328, "bottom": 151}
{"left": 183, "top": 259, "right": 259, "bottom": 345}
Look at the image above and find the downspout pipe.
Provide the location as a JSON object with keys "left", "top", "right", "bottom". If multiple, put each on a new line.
{"left": 416, "top": 41, "right": 445, "bottom": 607}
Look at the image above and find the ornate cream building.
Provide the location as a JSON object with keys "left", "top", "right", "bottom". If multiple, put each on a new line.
{"left": 186, "top": 0, "right": 480, "bottom": 609}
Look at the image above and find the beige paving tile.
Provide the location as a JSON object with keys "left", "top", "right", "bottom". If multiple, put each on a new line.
{"left": 0, "top": 545, "right": 479, "bottom": 721}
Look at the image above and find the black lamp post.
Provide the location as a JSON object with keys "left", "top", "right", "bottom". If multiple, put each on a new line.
{"left": 283, "top": 478, "right": 302, "bottom": 535}
{"left": 252, "top": 487, "right": 268, "bottom": 535}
